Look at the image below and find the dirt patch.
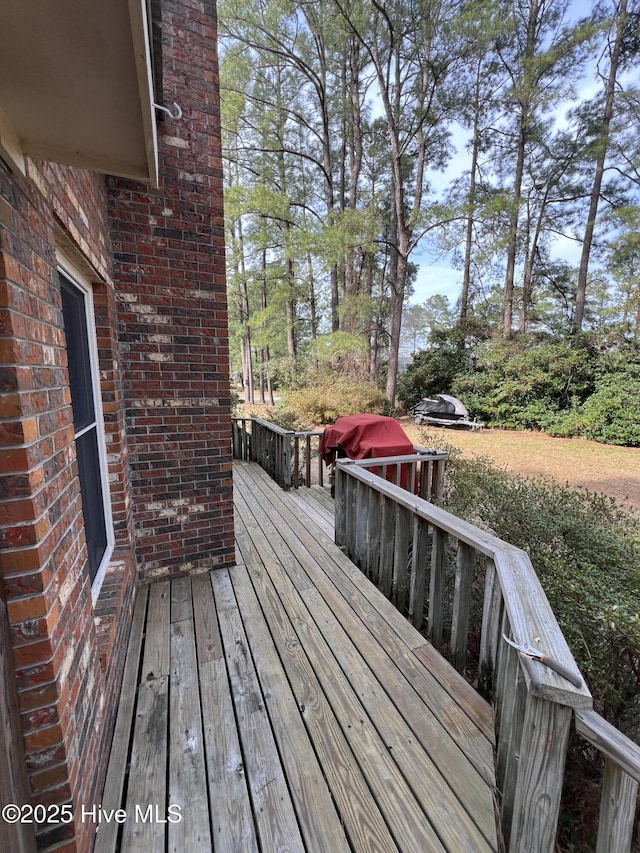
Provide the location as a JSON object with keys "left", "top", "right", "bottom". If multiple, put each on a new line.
{"left": 398, "top": 417, "right": 640, "bottom": 514}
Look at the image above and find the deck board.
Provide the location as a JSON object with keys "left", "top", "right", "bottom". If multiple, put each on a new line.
{"left": 101, "top": 460, "right": 499, "bottom": 852}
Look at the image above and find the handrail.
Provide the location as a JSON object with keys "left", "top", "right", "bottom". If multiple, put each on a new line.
{"left": 335, "top": 460, "right": 590, "bottom": 709}
{"left": 334, "top": 459, "right": 640, "bottom": 853}
{"left": 575, "top": 710, "right": 640, "bottom": 783}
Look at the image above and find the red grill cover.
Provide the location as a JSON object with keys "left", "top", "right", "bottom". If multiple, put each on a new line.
{"left": 319, "top": 414, "right": 414, "bottom": 464}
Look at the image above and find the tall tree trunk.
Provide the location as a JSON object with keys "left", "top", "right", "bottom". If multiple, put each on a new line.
{"left": 503, "top": 110, "right": 529, "bottom": 337}
{"left": 342, "top": 38, "right": 364, "bottom": 337}
{"left": 285, "top": 258, "right": 297, "bottom": 358}
{"left": 275, "top": 63, "right": 297, "bottom": 359}
{"left": 302, "top": 4, "right": 339, "bottom": 332}
{"left": 307, "top": 252, "right": 318, "bottom": 340}
{"left": 259, "top": 249, "right": 269, "bottom": 404}
{"left": 519, "top": 206, "right": 533, "bottom": 333}
{"left": 236, "top": 217, "right": 254, "bottom": 404}
{"left": 520, "top": 185, "right": 550, "bottom": 332}
{"left": 385, "top": 244, "right": 409, "bottom": 406}
{"left": 461, "top": 63, "right": 483, "bottom": 327}
{"left": 502, "top": 0, "right": 538, "bottom": 338}
{"left": 574, "top": 0, "right": 626, "bottom": 331}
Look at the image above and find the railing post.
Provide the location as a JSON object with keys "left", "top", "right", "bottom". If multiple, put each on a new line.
{"left": 479, "top": 558, "right": 502, "bottom": 700}
{"left": 432, "top": 458, "right": 445, "bottom": 501}
{"left": 231, "top": 418, "right": 237, "bottom": 458}
{"left": 509, "top": 693, "right": 572, "bottom": 853}
{"left": 293, "top": 436, "right": 299, "bottom": 488}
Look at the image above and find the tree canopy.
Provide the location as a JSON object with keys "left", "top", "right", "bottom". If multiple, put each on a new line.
{"left": 220, "top": 0, "right": 640, "bottom": 407}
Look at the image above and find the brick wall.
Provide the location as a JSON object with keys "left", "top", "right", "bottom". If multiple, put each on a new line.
{"left": 0, "top": 159, "right": 138, "bottom": 851}
{"left": 0, "top": 0, "right": 233, "bottom": 848}
{"left": 108, "top": 0, "right": 234, "bottom": 582}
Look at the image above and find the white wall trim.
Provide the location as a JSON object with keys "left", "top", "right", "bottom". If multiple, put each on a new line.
{"left": 56, "top": 253, "right": 115, "bottom": 605}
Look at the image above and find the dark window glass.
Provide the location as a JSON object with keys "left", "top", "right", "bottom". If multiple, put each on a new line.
{"left": 60, "top": 277, "right": 94, "bottom": 432}
{"left": 59, "top": 272, "right": 108, "bottom": 583}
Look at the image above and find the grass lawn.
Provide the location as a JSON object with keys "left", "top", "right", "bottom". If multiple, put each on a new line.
{"left": 398, "top": 416, "right": 640, "bottom": 514}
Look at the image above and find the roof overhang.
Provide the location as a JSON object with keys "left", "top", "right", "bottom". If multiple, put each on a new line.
{"left": 0, "top": 0, "right": 158, "bottom": 185}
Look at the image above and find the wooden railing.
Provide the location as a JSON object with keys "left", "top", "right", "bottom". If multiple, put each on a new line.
{"left": 346, "top": 449, "right": 448, "bottom": 502}
{"left": 231, "top": 417, "right": 325, "bottom": 490}
{"left": 334, "top": 459, "right": 640, "bottom": 853}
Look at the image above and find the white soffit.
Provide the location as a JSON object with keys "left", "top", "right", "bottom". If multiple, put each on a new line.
{"left": 0, "top": 0, "right": 158, "bottom": 184}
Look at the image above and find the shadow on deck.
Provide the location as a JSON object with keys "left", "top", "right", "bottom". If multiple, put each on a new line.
{"left": 96, "top": 460, "right": 499, "bottom": 852}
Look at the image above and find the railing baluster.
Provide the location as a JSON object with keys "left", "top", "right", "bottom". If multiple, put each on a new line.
{"left": 432, "top": 458, "right": 445, "bottom": 501}
{"left": 408, "top": 516, "right": 429, "bottom": 630}
{"left": 334, "top": 464, "right": 346, "bottom": 548}
{"left": 378, "top": 495, "right": 394, "bottom": 597}
{"left": 451, "top": 541, "right": 474, "bottom": 673}
{"left": 355, "top": 479, "right": 368, "bottom": 571}
{"left": 428, "top": 526, "right": 447, "bottom": 649}
{"left": 496, "top": 634, "right": 527, "bottom": 844}
{"left": 367, "top": 489, "right": 381, "bottom": 585}
{"left": 596, "top": 759, "right": 638, "bottom": 853}
{"left": 345, "top": 472, "right": 357, "bottom": 561}
{"left": 418, "top": 458, "right": 428, "bottom": 499}
{"left": 409, "top": 460, "right": 417, "bottom": 494}
{"left": 501, "top": 658, "right": 528, "bottom": 848}
{"left": 494, "top": 608, "right": 511, "bottom": 740}
{"left": 393, "top": 504, "right": 411, "bottom": 612}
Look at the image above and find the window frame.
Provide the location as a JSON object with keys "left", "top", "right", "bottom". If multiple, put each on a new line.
{"left": 57, "top": 254, "right": 114, "bottom": 603}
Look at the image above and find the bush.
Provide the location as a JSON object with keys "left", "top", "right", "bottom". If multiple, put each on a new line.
{"left": 579, "top": 377, "right": 640, "bottom": 445}
{"left": 422, "top": 433, "right": 640, "bottom": 737}
{"left": 453, "top": 337, "right": 597, "bottom": 429}
{"left": 261, "top": 402, "right": 311, "bottom": 431}
{"left": 283, "top": 376, "right": 387, "bottom": 424}
{"left": 549, "top": 349, "right": 640, "bottom": 446}
{"left": 397, "top": 336, "right": 470, "bottom": 410}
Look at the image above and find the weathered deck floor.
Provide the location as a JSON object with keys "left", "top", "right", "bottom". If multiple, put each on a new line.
{"left": 97, "top": 461, "right": 498, "bottom": 852}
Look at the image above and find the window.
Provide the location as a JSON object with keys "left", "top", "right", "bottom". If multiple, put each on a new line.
{"left": 59, "top": 265, "right": 114, "bottom": 600}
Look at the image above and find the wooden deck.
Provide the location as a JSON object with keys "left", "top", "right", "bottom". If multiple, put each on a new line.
{"left": 97, "top": 461, "right": 499, "bottom": 853}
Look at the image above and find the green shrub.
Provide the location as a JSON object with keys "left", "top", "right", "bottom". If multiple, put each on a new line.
{"left": 261, "top": 402, "right": 311, "bottom": 431}
{"left": 283, "top": 376, "right": 387, "bottom": 424}
{"left": 548, "top": 349, "right": 640, "bottom": 446}
{"left": 397, "top": 335, "right": 470, "bottom": 411}
{"left": 578, "top": 376, "right": 640, "bottom": 445}
{"left": 453, "top": 337, "right": 597, "bottom": 430}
